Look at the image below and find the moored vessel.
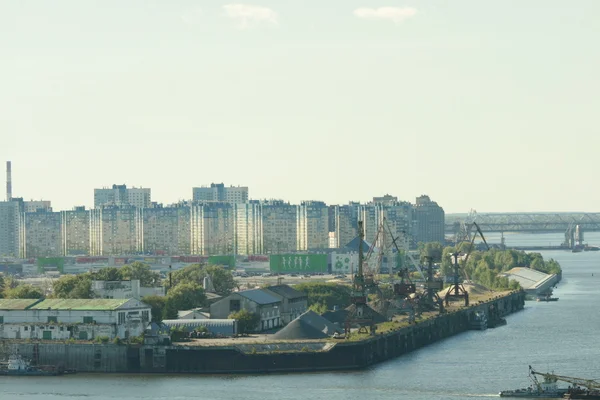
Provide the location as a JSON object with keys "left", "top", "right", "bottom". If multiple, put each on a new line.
{"left": 0, "top": 354, "right": 75, "bottom": 376}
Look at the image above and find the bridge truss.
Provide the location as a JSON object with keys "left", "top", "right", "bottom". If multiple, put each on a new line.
{"left": 445, "top": 212, "right": 600, "bottom": 234}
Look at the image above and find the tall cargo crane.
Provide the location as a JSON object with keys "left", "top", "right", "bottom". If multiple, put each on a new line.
{"left": 530, "top": 366, "right": 600, "bottom": 391}
{"left": 445, "top": 222, "right": 490, "bottom": 306}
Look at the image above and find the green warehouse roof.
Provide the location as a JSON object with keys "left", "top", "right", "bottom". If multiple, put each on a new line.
{"left": 30, "top": 299, "right": 131, "bottom": 311}
{"left": 0, "top": 299, "right": 42, "bottom": 310}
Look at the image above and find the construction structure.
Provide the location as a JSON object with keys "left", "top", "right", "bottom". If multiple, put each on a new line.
{"left": 445, "top": 222, "right": 490, "bottom": 307}
{"left": 344, "top": 221, "right": 376, "bottom": 336}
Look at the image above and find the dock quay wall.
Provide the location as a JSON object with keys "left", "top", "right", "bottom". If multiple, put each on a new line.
{"left": 2, "top": 291, "right": 525, "bottom": 374}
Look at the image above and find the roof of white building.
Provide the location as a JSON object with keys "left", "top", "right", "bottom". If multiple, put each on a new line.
{"left": 0, "top": 299, "right": 41, "bottom": 310}
{"left": 237, "top": 289, "right": 280, "bottom": 305}
{"left": 0, "top": 298, "right": 149, "bottom": 311}
{"left": 500, "top": 267, "right": 555, "bottom": 290}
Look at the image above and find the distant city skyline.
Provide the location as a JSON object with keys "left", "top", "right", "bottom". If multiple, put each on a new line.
{"left": 2, "top": 1, "right": 599, "bottom": 213}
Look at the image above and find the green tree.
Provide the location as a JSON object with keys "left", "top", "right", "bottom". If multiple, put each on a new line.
{"left": 420, "top": 242, "right": 444, "bottom": 262}
{"left": 166, "top": 282, "right": 206, "bottom": 312}
{"left": 52, "top": 275, "right": 93, "bottom": 299}
{"left": 121, "top": 262, "right": 161, "bottom": 287}
{"left": 5, "top": 284, "right": 43, "bottom": 299}
{"left": 308, "top": 302, "right": 327, "bottom": 314}
{"left": 229, "top": 309, "right": 260, "bottom": 334}
{"left": 142, "top": 295, "right": 168, "bottom": 322}
{"left": 0, "top": 274, "right": 5, "bottom": 298}
{"left": 89, "top": 267, "right": 123, "bottom": 281}
{"left": 170, "top": 264, "right": 235, "bottom": 296}
{"left": 294, "top": 282, "right": 351, "bottom": 310}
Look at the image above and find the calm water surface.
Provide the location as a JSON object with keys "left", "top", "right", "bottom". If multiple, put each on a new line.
{"left": 2, "top": 233, "right": 600, "bottom": 400}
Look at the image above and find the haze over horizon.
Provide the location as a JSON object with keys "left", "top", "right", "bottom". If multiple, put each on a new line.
{"left": 2, "top": 1, "right": 598, "bottom": 214}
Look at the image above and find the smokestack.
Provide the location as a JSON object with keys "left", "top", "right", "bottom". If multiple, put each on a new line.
{"left": 6, "top": 161, "right": 11, "bottom": 201}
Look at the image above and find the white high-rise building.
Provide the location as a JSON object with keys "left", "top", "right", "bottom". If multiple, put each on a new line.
{"left": 260, "top": 200, "right": 297, "bottom": 254}
{"left": 191, "top": 202, "right": 235, "bottom": 255}
{"left": 192, "top": 183, "right": 248, "bottom": 204}
{"left": 297, "top": 201, "right": 329, "bottom": 251}
{"left": 22, "top": 209, "right": 62, "bottom": 257}
{"left": 142, "top": 203, "right": 192, "bottom": 255}
{"left": 61, "top": 206, "right": 90, "bottom": 256}
{"left": 90, "top": 205, "right": 143, "bottom": 256}
{"left": 94, "top": 184, "right": 151, "bottom": 208}
{"left": 234, "top": 201, "right": 263, "bottom": 255}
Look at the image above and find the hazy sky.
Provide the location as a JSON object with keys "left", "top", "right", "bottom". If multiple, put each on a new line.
{"left": 1, "top": 1, "right": 599, "bottom": 213}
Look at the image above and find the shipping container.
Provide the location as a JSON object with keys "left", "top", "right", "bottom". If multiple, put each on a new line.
{"left": 270, "top": 254, "right": 327, "bottom": 273}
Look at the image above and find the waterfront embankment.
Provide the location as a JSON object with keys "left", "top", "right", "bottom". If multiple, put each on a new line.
{"left": 3, "top": 290, "right": 525, "bottom": 374}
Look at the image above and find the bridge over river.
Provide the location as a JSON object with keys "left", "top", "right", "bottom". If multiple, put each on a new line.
{"left": 445, "top": 212, "right": 600, "bottom": 234}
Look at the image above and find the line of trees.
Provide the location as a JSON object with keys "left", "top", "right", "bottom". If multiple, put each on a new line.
{"left": 418, "top": 242, "right": 562, "bottom": 291}
{"left": 0, "top": 262, "right": 237, "bottom": 324}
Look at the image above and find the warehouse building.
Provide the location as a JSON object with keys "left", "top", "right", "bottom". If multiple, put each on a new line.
{"left": 210, "top": 289, "right": 281, "bottom": 332}
{"left": 263, "top": 285, "right": 308, "bottom": 325}
{"left": 0, "top": 298, "right": 151, "bottom": 340}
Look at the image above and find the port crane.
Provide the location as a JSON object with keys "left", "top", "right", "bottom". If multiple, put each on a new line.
{"left": 344, "top": 221, "right": 376, "bottom": 336}
{"left": 445, "top": 222, "right": 490, "bottom": 307}
{"left": 529, "top": 366, "right": 600, "bottom": 391}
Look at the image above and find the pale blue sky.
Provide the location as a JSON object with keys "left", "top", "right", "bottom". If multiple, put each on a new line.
{"left": 1, "top": 1, "right": 599, "bottom": 213}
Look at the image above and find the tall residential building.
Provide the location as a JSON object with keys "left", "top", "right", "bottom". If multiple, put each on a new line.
{"left": 384, "top": 201, "right": 414, "bottom": 249}
{"left": 90, "top": 205, "right": 143, "bottom": 256}
{"left": 61, "top": 206, "right": 91, "bottom": 256}
{"left": 234, "top": 201, "right": 263, "bottom": 255}
{"left": 94, "top": 184, "right": 151, "bottom": 208}
{"left": 22, "top": 209, "right": 62, "bottom": 257}
{"left": 372, "top": 194, "right": 398, "bottom": 204}
{"left": 260, "top": 200, "right": 297, "bottom": 254}
{"left": 191, "top": 202, "right": 235, "bottom": 255}
{"left": 192, "top": 183, "right": 248, "bottom": 204}
{"left": 333, "top": 203, "right": 360, "bottom": 248}
{"left": 142, "top": 203, "right": 192, "bottom": 255}
{"left": 23, "top": 200, "right": 52, "bottom": 213}
{"left": 0, "top": 200, "right": 22, "bottom": 257}
{"left": 414, "top": 195, "right": 445, "bottom": 245}
{"left": 297, "top": 201, "right": 329, "bottom": 251}
{"left": 359, "top": 202, "right": 414, "bottom": 250}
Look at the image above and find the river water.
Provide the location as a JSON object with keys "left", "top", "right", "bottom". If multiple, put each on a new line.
{"left": 2, "top": 232, "right": 600, "bottom": 400}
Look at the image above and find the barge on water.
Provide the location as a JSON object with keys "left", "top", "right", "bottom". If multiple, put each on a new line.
{"left": 500, "top": 366, "right": 600, "bottom": 399}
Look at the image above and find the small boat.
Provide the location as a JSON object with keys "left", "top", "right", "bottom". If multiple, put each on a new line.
{"left": 537, "top": 296, "right": 559, "bottom": 302}
{"left": 0, "top": 354, "right": 75, "bottom": 376}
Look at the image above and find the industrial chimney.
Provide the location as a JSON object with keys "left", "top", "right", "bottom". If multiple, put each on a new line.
{"left": 6, "top": 161, "right": 12, "bottom": 201}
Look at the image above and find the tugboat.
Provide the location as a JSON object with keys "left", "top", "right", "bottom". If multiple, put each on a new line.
{"left": 0, "top": 354, "right": 75, "bottom": 376}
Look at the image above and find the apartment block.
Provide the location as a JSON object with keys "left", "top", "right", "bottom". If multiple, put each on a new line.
{"left": 297, "top": 201, "right": 329, "bottom": 251}
{"left": 192, "top": 183, "right": 248, "bottom": 204}
{"left": 0, "top": 200, "right": 22, "bottom": 257}
{"left": 414, "top": 195, "right": 445, "bottom": 244}
{"left": 23, "top": 200, "right": 52, "bottom": 213}
{"left": 90, "top": 206, "right": 143, "bottom": 256}
{"left": 94, "top": 184, "right": 151, "bottom": 208}
{"left": 142, "top": 204, "right": 192, "bottom": 255}
{"left": 234, "top": 201, "right": 263, "bottom": 255}
{"left": 191, "top": 202, "right": 235, "bottom": 255}
{"left": 22, "top": 209, "right": 62, "bottom": 257}
{"left": 332, "top": 203, "right": 360, "bottom": 248}
{"left": 260, "top": 200, "right": 297, "bottom": 254}
{"left": 61, "top": 206, "right": 91, "bottom": 256}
